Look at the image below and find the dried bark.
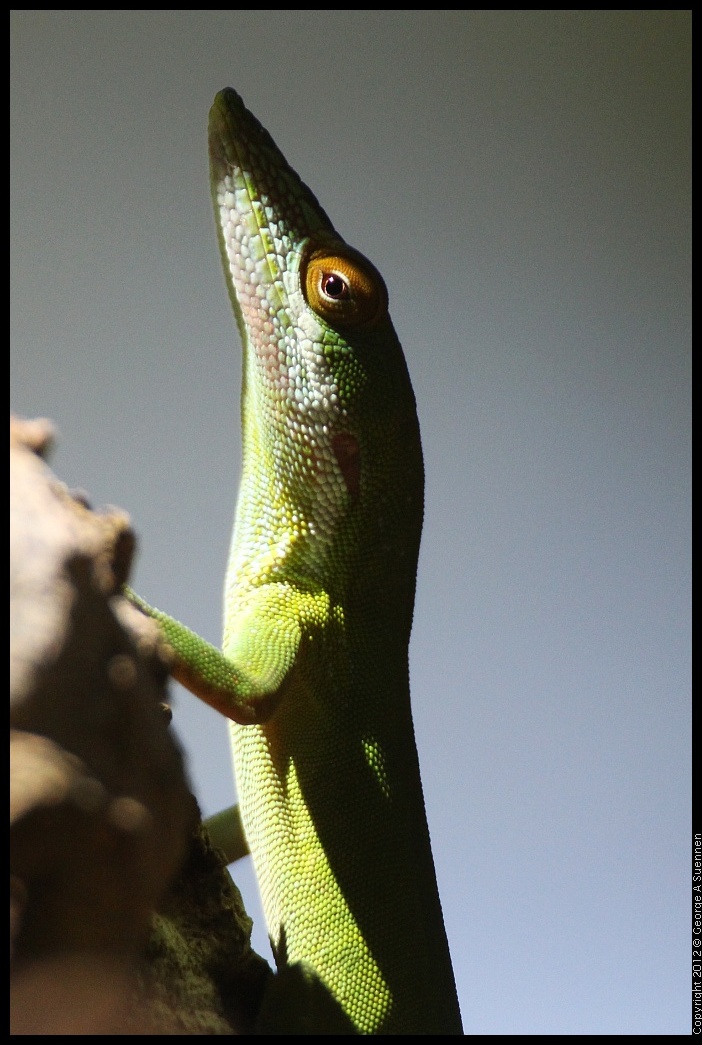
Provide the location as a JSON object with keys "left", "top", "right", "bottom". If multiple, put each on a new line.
{"left": 10, "top": 417, "right": 271, "bottom": 1034}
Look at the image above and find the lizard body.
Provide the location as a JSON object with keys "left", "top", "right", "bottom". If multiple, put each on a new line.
{"left": 127, "top": 88, "right": 462, "bottom": 1035}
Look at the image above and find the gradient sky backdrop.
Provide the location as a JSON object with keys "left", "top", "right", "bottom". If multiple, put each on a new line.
{"left": 11, "top": 11, "right": 690, "bottom": 1034}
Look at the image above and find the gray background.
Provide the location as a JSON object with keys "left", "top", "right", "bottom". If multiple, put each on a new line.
{"left": 11, "top": 11, "right": 690, "bottom": 1034}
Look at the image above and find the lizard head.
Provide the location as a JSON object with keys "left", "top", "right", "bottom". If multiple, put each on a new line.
{"left": 209, "top": 89, "right": 422, "bottom": 585}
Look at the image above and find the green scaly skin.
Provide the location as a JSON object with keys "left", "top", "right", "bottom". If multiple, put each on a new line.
{"left": 126, "top": 88, "right": 462, "bottom": 1035}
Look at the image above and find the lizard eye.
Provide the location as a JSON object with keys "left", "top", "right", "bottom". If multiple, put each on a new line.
{"left": 303, "top": 247, "right": 388, "bottom": 329}
{"left": 320, "top": 273, "right": 349, "bottom": 300}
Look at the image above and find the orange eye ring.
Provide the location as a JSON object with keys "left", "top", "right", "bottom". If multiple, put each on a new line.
{"left": 302, "top": 246, "right": 388, "bottom": 329}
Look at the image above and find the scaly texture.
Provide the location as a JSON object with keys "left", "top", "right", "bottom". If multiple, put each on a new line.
{"left": 128, "top": 88, "right": 462, "bottom": 1034}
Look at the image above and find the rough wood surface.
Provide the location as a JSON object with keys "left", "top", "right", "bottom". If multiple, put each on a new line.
{"left": 10, "top": 416, "right": 271, "bottom": 1033}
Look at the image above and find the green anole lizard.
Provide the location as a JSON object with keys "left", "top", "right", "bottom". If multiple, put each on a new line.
{"left": 126, "top": 87, "right": 463, "bottom": 1035}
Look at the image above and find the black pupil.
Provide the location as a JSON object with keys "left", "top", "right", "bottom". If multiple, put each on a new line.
{"left": 322, "top": 273, "right": 348, "bottom": 299}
